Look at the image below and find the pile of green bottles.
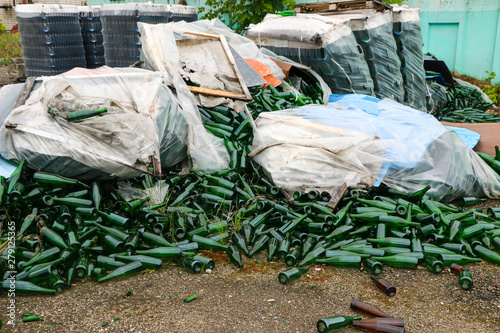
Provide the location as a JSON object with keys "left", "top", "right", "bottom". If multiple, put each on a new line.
{"left": 1, "top": 82, "right": 500, "bottom": 296}
{"left": 434, "top": 84, "right": 498, "bottom": 123}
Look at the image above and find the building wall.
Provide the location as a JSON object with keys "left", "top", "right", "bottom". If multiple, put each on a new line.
{"left": 0, "top": 0, "right": 87, "bottom": 30}
{"left": 404, "top": 0, "right": 500, "bottom": 83}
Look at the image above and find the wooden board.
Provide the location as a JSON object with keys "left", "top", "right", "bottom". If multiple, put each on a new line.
{"left": 189, "top": 86, "right": 248, "bottom": 100}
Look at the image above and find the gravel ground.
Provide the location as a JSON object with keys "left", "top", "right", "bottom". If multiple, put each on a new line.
{"left": 2, "top": 249, "right": 499, "bottom": 333}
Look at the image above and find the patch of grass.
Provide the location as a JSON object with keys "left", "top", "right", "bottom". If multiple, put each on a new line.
{"left": 0, "top": 33, "right": 22, "bottom": 59}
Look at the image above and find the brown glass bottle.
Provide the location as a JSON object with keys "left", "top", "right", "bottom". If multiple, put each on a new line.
{"left": 350, "top": 300, "right": 392, "bottom": 318}
{"left": 371, "top": 277, "right": 396, "bottom": 297}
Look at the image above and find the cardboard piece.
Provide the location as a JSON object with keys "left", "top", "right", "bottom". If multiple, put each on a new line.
{"left": 440, "top": 121, "right": 500, "bottom": 156}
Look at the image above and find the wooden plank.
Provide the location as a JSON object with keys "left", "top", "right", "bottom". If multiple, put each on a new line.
{"left": 218, "top": 34, "right": 253, "bottom": 100}
{"left": 151, "top": 156, "right": 162, "bottom": 177}
{"left": 326, "top": 183, "right": 348, "bottom": 211}
{"left": 188, "top": 86, "right": 249, "bottom": 100}
{"left": 13, "top": 76, "right": 35, "bottom": 109}
{"left": 180, "top": 30, "right": 221, "bottom": 40}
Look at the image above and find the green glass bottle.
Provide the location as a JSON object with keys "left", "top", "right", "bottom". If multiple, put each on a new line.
{"left": 285, "top": 248, "right": 301, "bottom": 266}
{"left": 459, "top": 197, "right": 486, "bottom": 206}
{"left": 278, "top": 214, "right": 308, "bottom": 235}
{"left": 103, "top": 234, "right": 124, "bottom": 252}
{"left": 191, "top": 235, "right": 227, "bottom": 251}
{"left": 440, "top": 243, "right": 465, "bottom": 254}
{"left": 317, "top": 315, "right": 362, "bottom": 333}
{"left": 6, "top": 159, "right": 25, "bottom": 194}
{"left": 422, "top": 244, "right": 455, "bottom": 256}
{"left": 378, "top": 215, "right": 419, "bottom": 228}
{"left": 240, "top": 223, "right": 254, "bottom": 245}
{"left": 357, "top": 198, "right": 396, "bottom": 211}
{"left": 232, "top": 232, "right": 249, "bottom": 256}
{"left": 325, "top": 225, "right": 355, "bottom": 241}
{"left": 473, "top": 245, "right": 500, "bottom": 265}
{"left": 193, "top": 255, "right": 215, "bottom": 271}
{"left": 249, "top": 209, "right": 274, "bottom": 230}
{"left": 98, "top": 212, "right": 130, "bottom": 228}
{"left": 67, "top": 231, "right": 80, "bottom": 249}
{"left": 492, "top": 237, "right": 500, "bottom": 251}
{"left": 316, "top": 255, "right": 362, "bottom": 267}
{"left": 266, "top": 238, "right": 279, "bottom": 262}
{"left": 51, "top": 275, "right": 66, "bottom": 293}
{"left": 439, "top": 254, "right": 482, "bottom": 265}
{"left": 424, "top": 256, "right": 444, "bottom": 273}
{"left": 17, "top": 207, "right": 38, "bottom": 240}
{"left": 21, "top": 247, "right": 61, "bottom": 268}
{"left": 459, "top": 269, "right": 473, "bottom": 290}
{"left": 180, "top": 256, "right": 202, "bottom": 274}
{"left": 40, "top": 226, "right": 68, "bottom": 250}
{"left": 140, "top": 229, "right": 174, "bottom": 247}
{"left": 411, "top": 235, "right": 423, "bottom": 253}
{"left": 325, "top": 250, "right": 369, "bottom": 259}
{"left": 2, "top": 280, "right": 56, "bottom": 295}
{"left": 350, "top": 212, "right": 388, "bottom": 223}
{"left": 26, "top": 265, "right": 58, "bottom": 284}
{"left": 169, "top": 180, "right": 201, "bottom": 206}
{"left": 98, "top": 261, "right": 143, "bottom": 283}
{"left": 75, "top": 256, "right": 89, "bottom": 278}
{"left": 277, "top": 235, "right": 291, "bottom": 259}
{"left": 248, "top": 235, "right": 269, "bottom": 257}
{"left": 135, "top": 247, "right": 182, "bottom": 259}
{"left": 33, "top": 171, "right": 88, "bottom": 188}
{"left": 96, "top": 255, "right": 126, "bottom": 270}
{"left": 459, "top": 224, "right": 484, "bottom": 240}
{"left": 367, "top": 237, "right": 410, "bottom": 248}
{"left": 364, "top": 258, "right": 383, "bottom": 275}
{"left": 114, "top": 255, "right": 162, "bottom": 269}
{"left": 378, "top": 247, "right": 412, "bottom": 256}
{"left": 226, "top": 245, "right": 243, "bottom": 268}
{"left": 301, "top": 236, "right": 317, "bottom": 256}
{"left": 278, "top": 266, "right": 309, "bottom": 285}
{"left": 124, "top": 233, "right": 140, "bottom": 253}
{"left": 299, "top": 246, "right": 325, "bottom": 266}
{"left": 341, "top": 247, "right": 385, "bottom": 257}
{"left": 372, "top": 254, "right": 418, "bottom": 269}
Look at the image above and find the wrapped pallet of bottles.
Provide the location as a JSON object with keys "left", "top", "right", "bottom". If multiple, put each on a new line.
{"left": 100, "top": 3, "right": 170, "bottom": 67}
{"left": 78, "top": 6, "right": 105, "bottom": 69}
{"left": 244, "top": 14, "right": 375, "bottom": 96}
{"left": 15, "top": 4, "right": 86, "bottom": 77}
{"left": 168, "top": 4, "right": 198, "bottom": 23}
{"left": 0, "top": 67, "right": 188, "bottom": 179}
{"left": 392, "top": 5, "right": 427, "bottom": 111}
{"left": 334, "top": 11, "right": 405, "bottom": 103}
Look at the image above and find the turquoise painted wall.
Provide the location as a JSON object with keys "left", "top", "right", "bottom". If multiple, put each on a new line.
{"left": 404, "top": 0, "right": 500, "bottom": 83}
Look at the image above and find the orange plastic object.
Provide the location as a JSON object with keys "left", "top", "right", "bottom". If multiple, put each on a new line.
{"left": 263, "top": 75, "right": 282, "bottom": 87}
{"left": 245, "top": 59, "right": 273, "bottom": 77}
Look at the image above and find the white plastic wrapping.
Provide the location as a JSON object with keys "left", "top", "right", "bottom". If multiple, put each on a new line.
{"left": 168, "top": 18, "right": 285, "bottom": 82}
{"left": 0, "top": 67, "right": 188, "bottom": 180}
{"left": 245, "top": 14, "right": 374, "bottom": 96}
{"left": 139, "top": 22, "right": 230, "bottom": 171}
{"left": 392, "top": 5, "right": 427, "bottom": 111}
{"left": 251, "top": 94, "right": 500, "bottom": 201}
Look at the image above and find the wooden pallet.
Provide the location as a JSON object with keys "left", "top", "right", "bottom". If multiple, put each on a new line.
{"left": 295, "top": 0, "right": 389, "bottom": 13}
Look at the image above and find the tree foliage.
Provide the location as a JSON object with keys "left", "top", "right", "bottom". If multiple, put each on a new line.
{"left": 200, "top": 0, "right": 295, "bottom": 34}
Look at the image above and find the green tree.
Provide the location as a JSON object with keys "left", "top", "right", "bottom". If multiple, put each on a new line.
{"left": 200, "top": 0, "right": 295, "bottom": 34}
